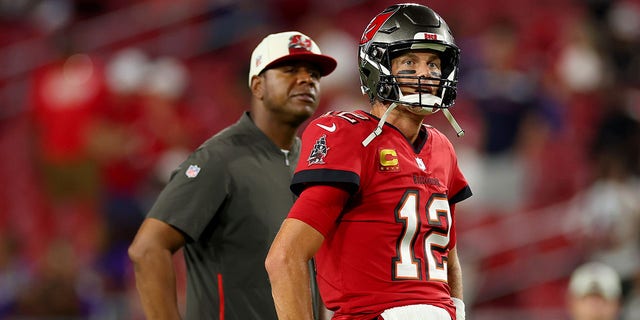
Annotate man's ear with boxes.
[250,74,264,99]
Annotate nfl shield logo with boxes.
[415,157,426,171]
[185,165,201,178]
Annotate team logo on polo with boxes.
[307,134,329,166]
[379,148,400,172]
[185,165,201,178]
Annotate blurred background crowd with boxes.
[0,0,639,319]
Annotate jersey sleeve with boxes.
[291,113,367,196]
[287,185,351,237]
[147,146,229,242]
[447,144,472,205]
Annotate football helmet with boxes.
[358,3,460,115]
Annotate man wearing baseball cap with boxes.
[129,31,336,320]
[567,261,622,320]
[249,31,337,87]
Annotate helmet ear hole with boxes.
[377,82,398,100]
[361,68,371,78]
[370,47,385,62]
[444,89,457,105]
[378,83,391,98]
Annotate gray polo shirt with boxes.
[148,112,299,320]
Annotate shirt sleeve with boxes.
[147,147,229,242]
[447,145,472,205]
[291,115,366,196]
[288,184,351,237]
[443,137,472,249]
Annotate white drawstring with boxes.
[281,149,290,166]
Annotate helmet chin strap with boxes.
[443,108,465,137]
[362,102,399,147]
[361,93,464,147]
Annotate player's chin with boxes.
[287,104,317,122]
[291,93,317,104]
[293,100,318,113]
[405,105,440,116]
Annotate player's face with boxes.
[260,61,322,125]
[391,51,441,96]
[569,294,619,320]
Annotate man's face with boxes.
[569,294,620,320]
[259,61,322,125]
[391,50,442,96]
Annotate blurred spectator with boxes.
[566,261,622,320]
[104,48,150,98]
[462,18,560,211]
[296,15,365,116]
[526,9,611,208]
[88,49,194,302]
[598,0,640,87]
[14,239,99,317]
[28,32,107,262]
[29,0,74,33]
[589,88,640,179]
[622,269,640,320]
[556,17,608,95]
[0,233,29,317]
[565,89,640,308]
[29,36,105,203]
[139,55,193,188]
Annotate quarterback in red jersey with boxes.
[266,4,471,320]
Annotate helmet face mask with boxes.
[359,4,460,114]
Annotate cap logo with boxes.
[255,55,262,67]
[289,34,312,53]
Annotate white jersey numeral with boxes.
[394,193,422,279]
[393,191,451,282]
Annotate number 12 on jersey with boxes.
[392,191,451,282]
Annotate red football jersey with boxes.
[290,110,472,319]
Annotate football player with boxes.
[266,3,471,320]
